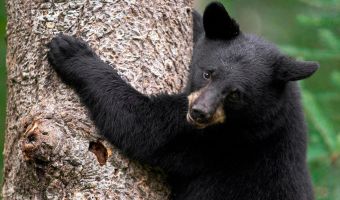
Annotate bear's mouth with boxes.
[186,113,208,129]
[186,106,226,129]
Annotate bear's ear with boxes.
[203,2,240,40]
[193,10,204,43]
[274,56,319,82]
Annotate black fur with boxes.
[203,2,240,40]
[48,2,318,200]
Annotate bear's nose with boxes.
[190,106,211,123]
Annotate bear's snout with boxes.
[187,89,226,129]
[190,105,212,123]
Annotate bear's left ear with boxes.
[275,56,319,82]
[203,2,240,40]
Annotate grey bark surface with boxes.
[3,0,193,199]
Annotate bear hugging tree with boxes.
[48,2,319,200]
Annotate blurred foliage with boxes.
[295,0,340,198]
[0,0,6,185]
[0,0,339,199]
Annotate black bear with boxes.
[48,2,318,200]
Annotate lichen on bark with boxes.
[3,0,193,199]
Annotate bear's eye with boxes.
[203,71,212,80]
[227,90,241,102]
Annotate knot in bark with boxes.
[21,119,63,163]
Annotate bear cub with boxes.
[48,2,318,200]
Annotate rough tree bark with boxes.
[3,0,193,199]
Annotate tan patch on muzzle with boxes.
[187,90,226,129]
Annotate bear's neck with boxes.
[259,82,306,138]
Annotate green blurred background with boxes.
[0,0,6,190]
[0,0,339,199]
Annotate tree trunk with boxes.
[3,0,192,199]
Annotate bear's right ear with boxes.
[274,56,319,82]
[203,2,240,40]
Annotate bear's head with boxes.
[186,2,319,129]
